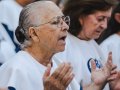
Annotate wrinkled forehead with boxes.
[40,3,63,22]
[28,1,64,25]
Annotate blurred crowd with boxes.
[0,0,120,90]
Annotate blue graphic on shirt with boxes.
[1,23,20,52]
[87,58,103,73]
[8,86,16,90]
[80,85,83,90]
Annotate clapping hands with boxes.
[43,63,74,90]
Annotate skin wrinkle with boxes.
[36,24,63,54]
[23,1,69,66]
[41,8,62,24]
[78,8,112,40]
[28,2,62,26]
[1,1,73,90]
[27,2,66,54]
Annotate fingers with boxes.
[51,62,74,88]
[111,65,117,71]
[105,52,113,71]
[105,52,117,77]
[43,63,52,82]
[107,52,112,66]
[107,75,117,82]
[57,63,72,81]
[91,59,96,72]
[51,63,65,78]
[51,62,72,79]
[102,52,114,78]
[57,63,74,87]
[107,70,118,81]
[43,62,74,90]
[64,74,74,87]
[107,52,112,62]
[111,70,117,75]
[62,67,74,87]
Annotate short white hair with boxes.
[15,1,58,49]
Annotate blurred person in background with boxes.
[0,32,5,66]
[0,0,36,64]
[97,3,120,90]
[98,2,120,70]
[53,0,118,90]
[0,24,16,64]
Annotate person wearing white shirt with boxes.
[0,0,35,53]
[99,3,120,70]
[0,1,77,90]
[0,1,115,90]
[0,0,36,63]
[98,3,120,90]
[53,0,118,90]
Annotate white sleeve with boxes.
[0,64,28,90]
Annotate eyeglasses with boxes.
[38,16,70,28]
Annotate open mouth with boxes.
[58,35,67,45]
[59,36,66,41]
[96,28,105,32]
[96,30,101,33]
[96,29,103,34]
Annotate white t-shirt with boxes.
[0,0,22,31]
[100,34,120,70]
[0,40,16,63]
[0,51,80,90]
[0,47,6,64]
[0,0,22,50]
[0,24,16,63]
[53,33,109,90]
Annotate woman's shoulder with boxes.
[101,34,120,46]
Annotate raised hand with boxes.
[109,70,120,90]
[43,63,74,90]
[91,52,116,89]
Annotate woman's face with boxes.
[78,8,112,40]
[31,6,69,54]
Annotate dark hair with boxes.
[15,26,29,44]
[63,0,116,36]
[15,1,41,45]
[97,2,120,44]
[15,5,32,44]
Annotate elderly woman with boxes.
[53,0,118,90]
[0,1,116,90]
[0,1,76,90]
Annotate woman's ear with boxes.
[115,13,120,23]
[28,27,39,42]
[79,17,84,26]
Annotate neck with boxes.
[77,31,91,41]
[25,45,53,67]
